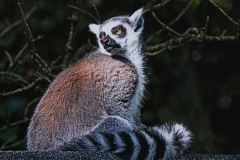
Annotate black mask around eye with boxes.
[101,35,121,52]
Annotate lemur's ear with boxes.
[89,24,100,36]
[129,8,144,32]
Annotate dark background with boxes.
[0,0,240,154]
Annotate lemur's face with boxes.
[89,8,144,56]
[98,19,130,54]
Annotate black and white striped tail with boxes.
[58,123,192,160]
[150,123,192,159]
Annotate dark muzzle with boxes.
[101,35,121,52]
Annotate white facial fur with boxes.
[89,8,144,57]
[89,8,146,123]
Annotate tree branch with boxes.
[208,0,239,26]
[146,27,239,55]
[18,2,53,80]
[0,118,29,133]
[67,5,100,24]
[0,139,26,150]
[93,4,101,23]
[143,0,171,15]
[24,98,41,118]
[4,51,13,70]
[63,6,81,69]
[151,11,181,36]
[0,77,42,96]
[0,72,28,84]
[0,6,37,38]
[1,135,16,150]
[146,0,193,43]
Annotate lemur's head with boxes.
[89,8,144,58]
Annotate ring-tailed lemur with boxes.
[27,8,192,159]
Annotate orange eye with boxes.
[115,29,122,35]
[99,35,104,41]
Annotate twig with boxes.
[93,4,101,23]
[145,0,159,8]
[7,35,44,71]
[0,77,42,96]
[4,51,13,69]
[3,18,11,26]
[0,6,37,38]
[34,34,45,41]
[51,56,62,66]
[18,2,53,80]
[67,5,100,24]
[143,0,171,15]
[168,0,193,26]
[14,35,43,69]
[146,0,193,43]
[14,43,29,65]
[203,16,210,41]
[208,0,239,26]
[24,97,40,117]
[146,27,239,55]
[63,1,82,69]
[1,135,16,149]
[147,47,167,56]
[146,28,165,44]
[151,12,181,36]
[0,139,26,150]
[220,30,227,36]
[36,72,51,83]
[0,118,29,133]
[10,119,29,126]
[0,72,28,84]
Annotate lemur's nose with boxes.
[101,35,121,52]
[101,35,111,46]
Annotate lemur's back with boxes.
[27,51,138,150]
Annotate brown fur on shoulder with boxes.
[27,51,138,150]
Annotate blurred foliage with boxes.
[0,0,240,155]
